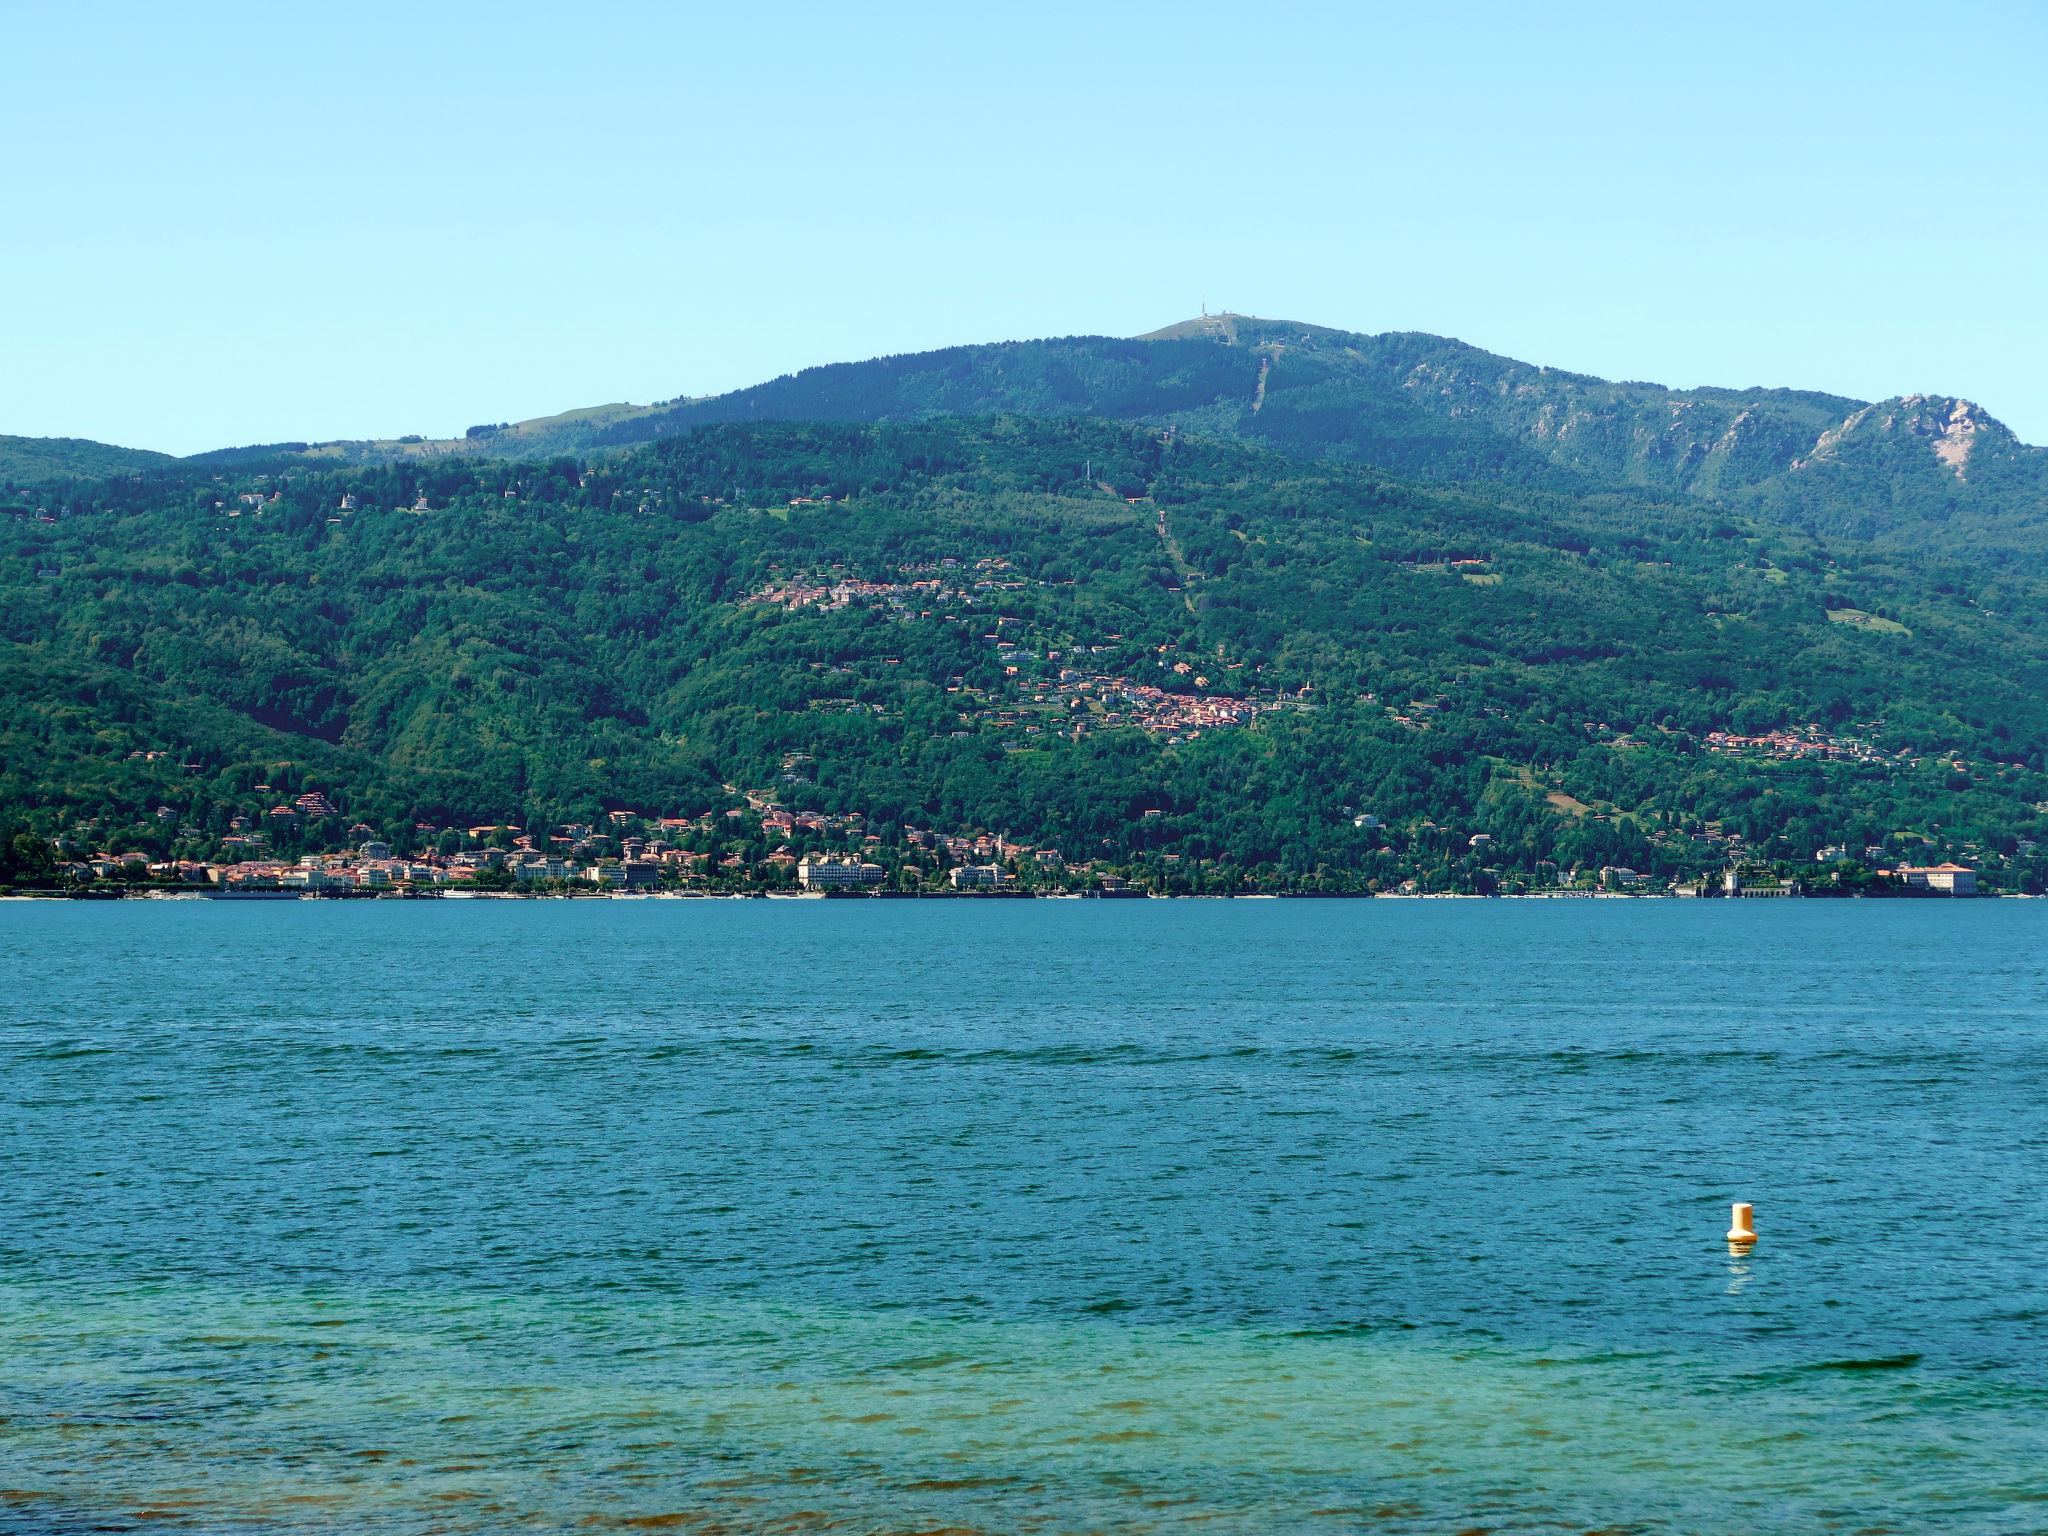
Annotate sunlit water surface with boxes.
[2,899,2044,1533]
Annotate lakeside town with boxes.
[8,776,1994,899]
[5,553,2029,901]
[12,525,2037,902]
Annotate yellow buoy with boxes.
[1726,1201,1757,1244]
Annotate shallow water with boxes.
[2,900,2044,1531]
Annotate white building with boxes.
[798,855,885,890]
[1723,867,1797,898]
[1891,863,1977,896]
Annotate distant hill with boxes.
[0,435,172,482]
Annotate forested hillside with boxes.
[7,417,2048,891]
[0,435,173,482]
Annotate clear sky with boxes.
[7,1,2045,455]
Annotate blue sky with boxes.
[6,1,2045,454]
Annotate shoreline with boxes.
[0,888,2017,903]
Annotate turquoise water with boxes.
[2,900,2045,1532]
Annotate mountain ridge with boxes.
[13,314,2041,463]
[8,315,2044,563]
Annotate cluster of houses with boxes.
[1665,861,1979,898]
[952,650,1300,745]
[52,715,1993,899]
[744,557,1029,615]
[55,827,1988,899]
[792,823,1068,892]
[1078,676,1295,739]
[743,559,1301,746]
[71,844,669,893]
[1701,724,1966,772]
[64,789,1102,895]
[69,805,726,893]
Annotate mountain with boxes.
[589,315,2048,562]
[7,415,2048,892]
[14,315,2043,564]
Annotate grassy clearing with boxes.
[1827,608,1910,635]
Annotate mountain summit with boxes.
[1130,314,2039,517]
[558,313,2046,558]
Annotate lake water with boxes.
[2,899,2044,1533]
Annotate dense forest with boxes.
[7,412,2048,891]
